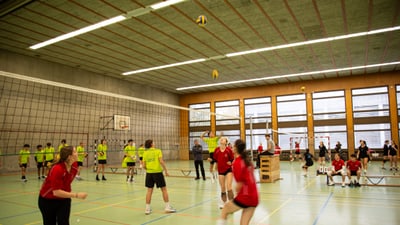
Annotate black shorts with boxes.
[139,157,143,161]
[37,163,44,169]
[319,153,326,158]
[233,198,256,208]
[209,153,216,164]
[127,162,135,167]
[219,167,232,176]
[20,163,27,168]
[389,150,397,156]
[98,160,107,164]
[77,161,83,167]
[383,150,389,156]
[145,172,166,188]
[305,161,313,167]
[350,170,358,176]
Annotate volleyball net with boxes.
[0,71,238,172]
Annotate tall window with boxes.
[397,85,400,142]
[352,86,390,148]
[277,94,307,150]
[244,97,271,150]
[312,90,347,150]
[215,100,240,145]
[189,103,210,150]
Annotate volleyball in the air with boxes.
[196,15,207,26]
[301,86,305,92]
[212,69,218,79]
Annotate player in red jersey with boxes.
[213,137,235,209]
[327,153,346,187]
[217,139,259,225]
[346,154,362,187]
[38,146,88,224]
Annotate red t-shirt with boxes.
[295,143,300,153]
[257,145,263,153]
[347,160,361,172]
[332,159,345,171]
[274,145,281,154]
[40,162,78,199]
[232,156,259,207]
[213,146,234,174]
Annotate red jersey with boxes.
[257,145,263,153]
[232,156,259,207]
[295,143,300,151]
[347,160,361,172]
[274,145,281,154]
[213,146,234,174]
[40,162,78,199]
[332,159,345,171]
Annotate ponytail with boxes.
[234,139,251,167]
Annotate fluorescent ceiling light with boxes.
[124,26,400,75]
[150,0,185,10]
[29,1,186,50]
[122,58,206,75]
[29,15,126,50]
[176,61,400,91]
[225,26,400,58]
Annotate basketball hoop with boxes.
[120,125,129,130]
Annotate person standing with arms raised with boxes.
[201,130,222,183]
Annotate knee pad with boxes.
[227,190,234,200]
[221,192,227,201]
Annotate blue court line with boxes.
[312,192,333,225]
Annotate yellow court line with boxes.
[256,177,316,224]
[297,178,317,194]
[255,197,293,225]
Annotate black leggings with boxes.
[38,196,71,225]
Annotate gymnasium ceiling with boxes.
[1,0,400,94]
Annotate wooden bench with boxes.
[316,170,345,185]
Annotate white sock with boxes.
[146,204,151,209]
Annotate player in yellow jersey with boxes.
[201,130,222,183]
[138,144,145,169]
[96,139,107,181]
[124,139,137,182]
[44,142,55,176]
[143,139,176,215]
[76,142,87,180]
[19,144,31,182]
[34,144,45,179]
[56,139,68,161]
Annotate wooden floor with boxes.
[0,160,399,225]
